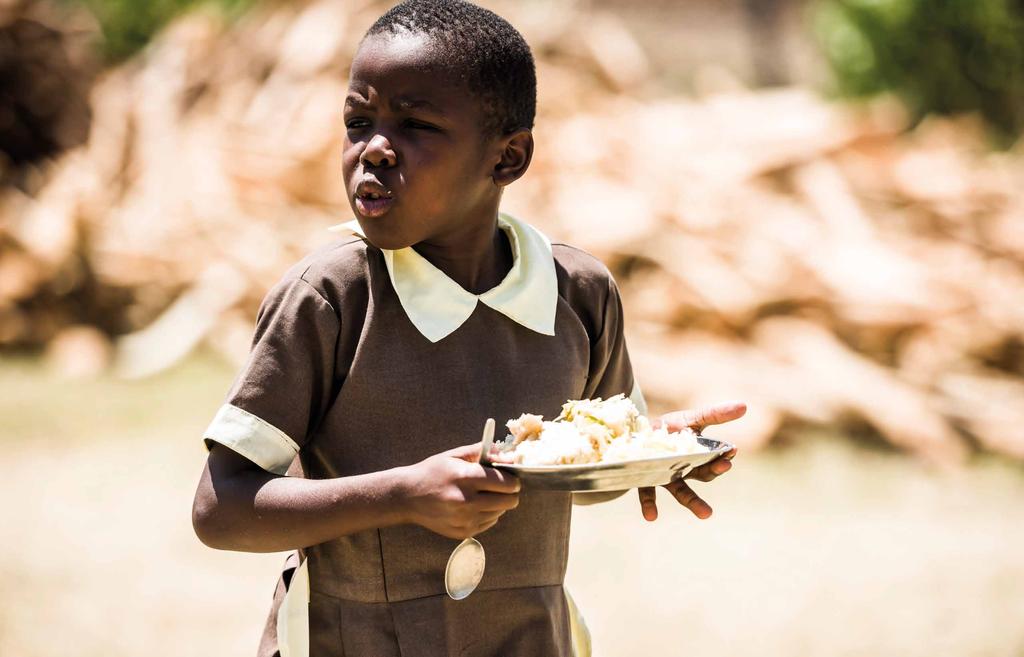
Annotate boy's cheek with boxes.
[340,156,358,178]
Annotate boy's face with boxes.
[342,32,504,250]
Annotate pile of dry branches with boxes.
[1,0,1021,462]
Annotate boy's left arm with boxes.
[571,401,743,514]
[571,270,743,515]
[636,401,744,521]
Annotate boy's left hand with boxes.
[637,401,745,522]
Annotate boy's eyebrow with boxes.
[394,97,446,115]
[345,94,370,109]
[344,93,446,116]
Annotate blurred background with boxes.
[1,0,1022,655]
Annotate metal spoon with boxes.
[444,417,495,600]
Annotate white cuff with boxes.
[203,403,299,475]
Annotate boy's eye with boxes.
[405,119,438,131]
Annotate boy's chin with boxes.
[352,222,414,251]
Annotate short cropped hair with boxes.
[365,0,536,135]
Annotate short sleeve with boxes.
[582,274,648,415]
[203,276,339,474]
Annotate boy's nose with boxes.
[360,134,396,168]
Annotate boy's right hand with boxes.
[400,443,521,540]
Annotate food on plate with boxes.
[499,394,708,466]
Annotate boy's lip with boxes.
[355,179,393,200]
[353,178,395,218]
[355,195,394,217]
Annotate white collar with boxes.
[329,213,557,342]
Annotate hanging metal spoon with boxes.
[444,417,495,600]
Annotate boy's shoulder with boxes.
[276,235,371,308]
[548,241,622,340]
[550,241,617,295]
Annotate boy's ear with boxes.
[492,129,534,187]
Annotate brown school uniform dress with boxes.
[203,214,646,657]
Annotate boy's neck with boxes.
[411,216,513,295]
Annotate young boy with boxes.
[192,2,742,655]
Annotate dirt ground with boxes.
[1,354,1022,657]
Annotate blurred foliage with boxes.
[814,0,1024,144]
[62,0,256,62]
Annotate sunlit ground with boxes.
[1,354,1022,657]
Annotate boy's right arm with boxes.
[192,442,520,553]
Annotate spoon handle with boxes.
[478,417,495,466]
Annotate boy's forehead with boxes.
[350,32,449,86]
[347,32,473,113]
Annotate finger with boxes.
[460,510,506,537]
[473,509,507,525]
[471,491,520,512]
[468,466,524,491]
[452,508,506,534]
[637,486,658,522]
[474,515,502,535]
[660,401,747,432]
[662,401,747,432]
[666,480,712,519]
[446,442,483,461]
[685,456,733,482]
[486,449,517,464]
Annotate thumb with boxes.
[445,442,483,462]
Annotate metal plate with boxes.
[492,437,733,492]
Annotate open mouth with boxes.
[354,182,394,218]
